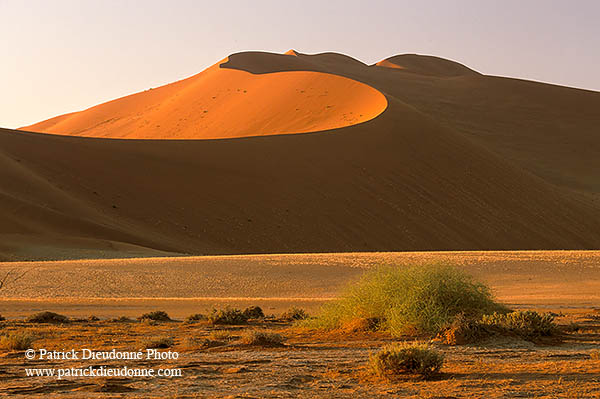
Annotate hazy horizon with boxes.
[2,0,599,129]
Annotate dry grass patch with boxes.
[209,330,235,341]
[0,331,35,350]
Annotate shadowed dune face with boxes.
[21,60,387,140]
[374,54,480,77]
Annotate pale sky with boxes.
[1,0,599,129]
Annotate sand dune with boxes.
[375,54,479,76]
[22,61,387,139]
[2,50,599,259]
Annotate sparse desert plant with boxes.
[436,312,493,345]
[481,311,557,339]
[0,331,35,350]
[110,316,133,323]
[186,313,207,322]
[281,307,309,321]
[242,306,264,319]
[141,336,174,349]
[302,263,506,336]
[209,330,234,341]
[207,308,248,325]
[368,342,444,379]
[26,311,70,324]
[239,330,284,346]
[87,315,100,322]
[138,311,171,322]
[590,350,600,360]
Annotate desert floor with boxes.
[1,250,599,398]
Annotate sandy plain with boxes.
[1,251,599,398]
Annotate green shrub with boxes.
[242,306,264,319]
[138,311,171,322]
[281,307,309,321]
[369,342,444,379]
[239,330,284,346]
[26,311,70,324]
[186,313,207,322]
[303,264,506,336]
[482,311,557,339]
[0,331,35,350]
[141,336,174,349]
[208,308,248,325]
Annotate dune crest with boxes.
[375,54,479,76]
[21,59,387,140]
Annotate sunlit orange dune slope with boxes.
[3,50,600,260]
[21,60,387,139]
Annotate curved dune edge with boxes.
[21,60,388,140]
[375,59,405,70]
[374,54,480,77]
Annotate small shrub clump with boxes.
[481,311,557,339]
[138,311,171,322]
[281,307,309,321]
[186,313,207,322]
[242,306,264,319]
[110,316,133,323]
[369,342,444,379]
[437,310,559,344]
[436,312,493,345]
[208,308,248,325]
[0,331,35,350]
[26,311,70,324]
[302,263,506,336]
[239,330,284,346]
[142,336,174,349]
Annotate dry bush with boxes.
[281,307,309,321]
[368,342,444,380]
[138,311,171,322]
[239,330,284,346]
[481,310,557,339]
[26,311,70,324]
[110,316,133,323]
[208,308,248,325]
[185,313,207,322]
[242,306,264,319]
